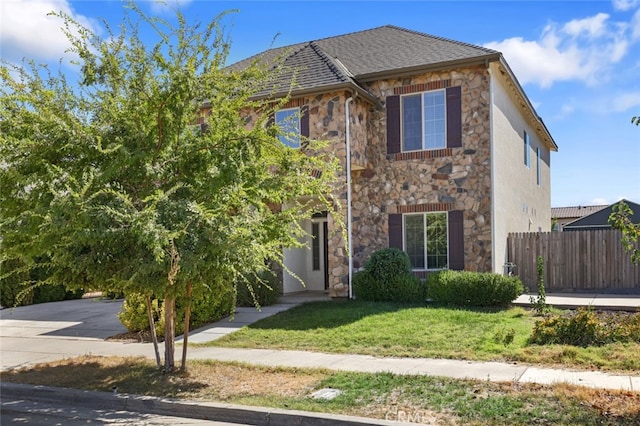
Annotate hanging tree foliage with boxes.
[0,3,342,372]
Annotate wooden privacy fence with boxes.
[507,230,640,292]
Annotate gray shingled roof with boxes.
[229,25,499,95]
[551,205,608,220]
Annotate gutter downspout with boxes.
[345,96,354,299]
[487,64,498,274]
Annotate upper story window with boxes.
[402,90,446,151]
[524,131,530,168]
[536,147,541,186]
[386,85,461,155]
[275,107,300,148]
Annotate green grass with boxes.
[208,300,640,372]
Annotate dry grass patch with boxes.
[0,355,325,401]
[2,355,639,425]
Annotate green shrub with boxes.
[530,256,549,315]
[236,271,279,307]
[0,260,83,307]
[363,248,412,282]
[118,288,234,337]
[529,308,640,347]
[427,270,523,307]
[354,248,426,303]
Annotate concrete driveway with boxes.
[0,297,155,371]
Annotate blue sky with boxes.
[2,0,639,207]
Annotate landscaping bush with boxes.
[427,270,523,307]
[364,248,412,282]
[353,248,426,303]
[1,259,83,307]
[529,308,640,347]
[118,288,234,337]
[236,271,279,307]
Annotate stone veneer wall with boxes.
[351,65,494,273]
[243,91,367,297]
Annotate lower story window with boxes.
[404,212,448,270]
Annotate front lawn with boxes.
[209,301,640,372]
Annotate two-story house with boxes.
[230,25,558,298]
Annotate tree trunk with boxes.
[145,295,162,368]
[181,282,192,370]
[163,296,176,372]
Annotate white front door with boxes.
[282,215,328,293]
[306,217,328,291]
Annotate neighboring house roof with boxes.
[563,199,640,231]
[228,25,557,151]
[551,205,608,220]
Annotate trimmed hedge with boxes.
[236,271,279,307]
[118,288,234,337]
[354,248,427,303]
[1,259,83,307]
[427,270,523,307]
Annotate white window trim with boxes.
[402,212,449,271]
[275,107,301,148]
[400,89,447,153]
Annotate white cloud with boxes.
[611,91,640,112]
[0,0,97,65]
[563,13,609,38]
[612,0,640,11]
[633,9,640,40]
[485,12,635,88]
[149,0,192,14]
[590,197,610,205]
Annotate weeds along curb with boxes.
[1,382,405,426]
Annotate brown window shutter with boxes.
[386,95,401,154]
[446,86,462,148]
[447,210,464,270]
[388,214,403,249]
[266,112,274,129]
[300,105,309,138]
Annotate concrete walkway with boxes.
[1,292,639,393]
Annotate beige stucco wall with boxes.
[489,63,552,273]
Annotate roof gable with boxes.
[551,205,608,220]
[563,200,640,230]
[228,25,499,92]
[312,25,499,79]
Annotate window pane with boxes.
[426,213,448,269]
[275,108,300,148]
[404,215,425,269]
[524,131,530,167]
[312,223,320,271]
[423,91,446,150]
[536,147,541,186]
[402,95,422,151]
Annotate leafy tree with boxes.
[608,201,640,265]
[0,4,342,371]
[632,116,639,126]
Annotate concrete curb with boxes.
[1,382,409,426]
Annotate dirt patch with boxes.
[106,330,161,343]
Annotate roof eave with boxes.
[497,56,559,152]
[251,80,378,105]
[355,53,502,82]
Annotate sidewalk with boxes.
[2,292,639,393]
[513,292,640,311]
[174,291,640,392]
